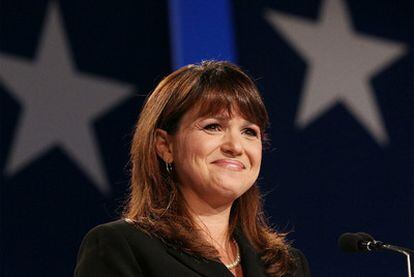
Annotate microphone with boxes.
[338,232,414,254]
[338,232,413,277]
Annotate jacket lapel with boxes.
[235,232,267,277]
[164,231,267,277]
[165,247,233,277]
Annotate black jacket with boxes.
[74,219,311,277]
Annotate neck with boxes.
[193,206,232,248]
[182,189,241,272]
[182,189,233,248]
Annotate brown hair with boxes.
[124,61,296,276]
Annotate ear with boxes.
[154,129,174,163]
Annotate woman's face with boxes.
[169,106,262,208]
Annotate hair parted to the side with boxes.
[124,61,296,276]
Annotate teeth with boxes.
[214,161,244,170]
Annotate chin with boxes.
[213,183,250,201]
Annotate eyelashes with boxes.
[243,128,258,137]
[203,123,221,132]
[203,123,260,138]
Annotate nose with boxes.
[220,130,243,156]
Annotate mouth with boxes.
[211,159,246,171]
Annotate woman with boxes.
[74,61,311,277]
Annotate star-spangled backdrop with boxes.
[1,0,412,276]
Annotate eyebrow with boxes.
[208,115,231,120]
[201,115,259,126]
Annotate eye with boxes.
[204,123,222,132]
[243,127,259,137]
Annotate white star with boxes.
[0,3,133,193]
[264,0,407,145]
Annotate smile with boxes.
[211,159,246,171]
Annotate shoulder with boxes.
[79,219,166,255]
[82,219,126,238]
[82,219,144,240]
[74,219,163,277]
[288,248,311,277]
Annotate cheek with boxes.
[173,133,213,169]
[173,139,214,189]
[256,151,262,168]
[249,143,262,168]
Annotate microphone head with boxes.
[338,233,360,252]
[338,232,374,253]
[356,232,374,241]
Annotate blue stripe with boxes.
[168,0,236,69]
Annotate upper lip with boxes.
[211,159,246,169]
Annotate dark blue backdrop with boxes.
[1,0,412,276]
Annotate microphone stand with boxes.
[382,244,412,277]
[363,240,414,277]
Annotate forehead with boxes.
[180,104,255,126]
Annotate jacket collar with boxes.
[165,246,232,277]
[165,231,266,277]
[235,230,267,277]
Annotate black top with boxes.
[74,219,311,277]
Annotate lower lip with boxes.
[212,161,244,171]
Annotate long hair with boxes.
[124,61,296,276]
